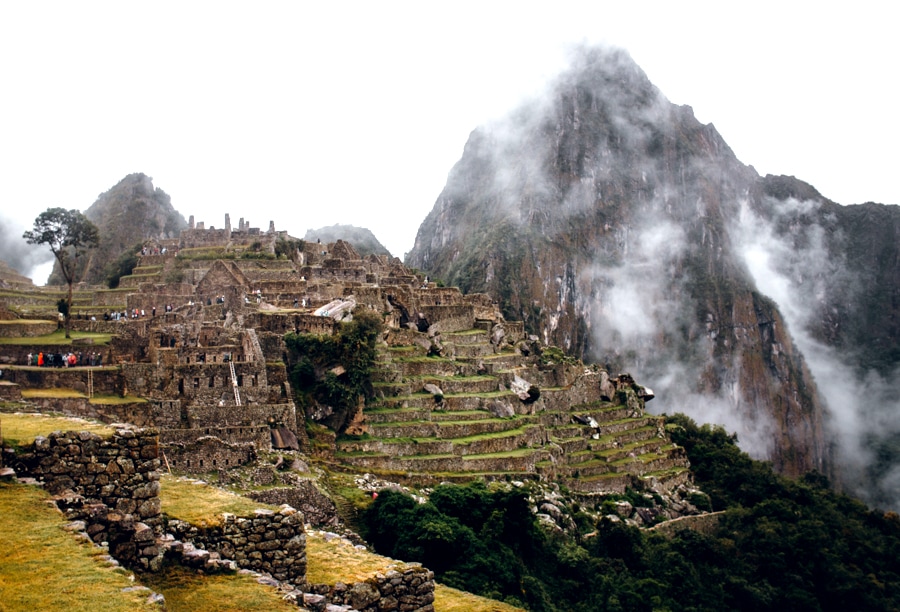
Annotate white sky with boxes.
[2,1,897,279]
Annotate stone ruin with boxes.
[0,213,508,479]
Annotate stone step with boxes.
[640,466,693,492]
[609,446,683,475]
[564,459,613,478]
[595,437,667,463]
[441,330,490,345]
[368,416,531,440]
[418,376,499,395]
[371,366,402,384]
[385,345,428,358]
[371,381,412,397]
[394,357,459,378]
[458,352,525,370]
[364,407,431,424]
[449,343,495,359]
[441,391,519,412]
[430,410,494,422]
[565,472,633,494]
[459,448,549,473]
[597,416,660,436]
[575,404,634,423]
[452,424,544,456]
[337,438,454,457]
[368,393,435,410]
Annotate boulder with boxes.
[510,375,540,403]
[488,400,515,418]
[423,383,443,398]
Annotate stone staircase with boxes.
[334,329,691,493]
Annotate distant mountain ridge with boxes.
[304,224,392,258]
[406,45,900,508]
[49,173,186,286]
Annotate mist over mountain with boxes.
[0,214,54,282]
[303,224,392,257]
[48,173,186,286]
[406,45,900,508]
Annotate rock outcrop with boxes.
[49,173,186,286]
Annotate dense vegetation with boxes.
[284,309,382,433]
[105,242,141,288]
[363,414,900,611]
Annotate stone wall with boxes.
[14,425,310,586]
[167,507,307,584]
[418,305,474,334]
[19,427,163,528]
[0,320,56,337]
[306,565,436,612]
[649,511,725,537]
[161,434,259,473]
[247,480,339,528]
[15,397,169,428]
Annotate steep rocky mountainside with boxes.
[304,224,392,257]
[49,173,186,286]
[406,45,900,503]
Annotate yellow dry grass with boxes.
[139,565,296,612]
[159,475,280,527]
[89,394,147,405]
[305,531,523,611]
[0,482,160,612]
[0,412,114,448]
[435,584,525,612]
[305,530,397,584]
[20,388,87,399]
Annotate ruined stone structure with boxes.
[0,214,508,476]
[1,212,690,500]
[14,426,310,587]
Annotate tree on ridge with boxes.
[23,208,100,338]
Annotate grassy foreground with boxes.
[0,414,521,611]
[0,412,114,450]
[161,477,522,611]
[0,483,160,612]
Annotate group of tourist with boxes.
[140,245,174,256]
[104,309,146,321]
[25,351,103,368]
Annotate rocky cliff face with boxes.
[49,173,186,286]
[407,46,899,500]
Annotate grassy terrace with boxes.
[472,351,518,360]
[415,374,496,383]
[140,566,297,612]
[595,437,661,458]
[461,448,543,460]
[442,389,515,399]
[386,345,419,353]
[392,355,454,363]
[369,416,527,429]
[610,444,679,466]
[443,329,487,336]
[0,319,53,326]
[0,413,114,449]
[0,329,114,345]
[374,424,539,446]
[161,476,280,527]
[161,474,520,611]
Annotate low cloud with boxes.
[734,197,900,509]
[0,214,54,281]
